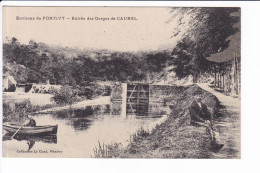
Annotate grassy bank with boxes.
[95,84,221,158]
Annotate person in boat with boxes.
[189,90,224,151]
[25,115,36,127]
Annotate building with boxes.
[3,75,17,92]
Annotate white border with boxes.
[0,1,251,7]
[1,1,260,173]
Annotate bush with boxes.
[76,86,94,99]
[3,99,33,123]
[52,85,77,105]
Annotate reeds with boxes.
[93,126,150,158]
[129,126,150,143]
[92,141,123,158]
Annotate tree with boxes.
[11,37,18,45]
[29,39,38,48]
[52,85,77,105]
[170,7,240,82]
[145,51,170,72]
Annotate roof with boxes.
[4,75,17,85]
[206,32,241,63]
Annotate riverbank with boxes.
[34,96,110,114]
[103,84,233,158]
[2,91,110,123]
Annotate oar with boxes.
[11,120,27,139]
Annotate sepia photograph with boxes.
[2,6,240,159]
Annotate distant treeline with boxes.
[3,8,240,86]
[3,38,170,86]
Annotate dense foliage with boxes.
[3,101,30,123]
[3,8,240,86]
[3,39,170,86]
[51,85,78,105]
[170,8,240,82]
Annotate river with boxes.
[2,101,169,158]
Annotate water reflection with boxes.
[110,102,123,115]
[2,100,170,157]
[126,102,149,116]
[67,118,93,131]
[50,101,170,132]
[3,134,57,151]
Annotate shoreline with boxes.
[34,96,110,114]
[101,84,228,158]
[3,84,240,159]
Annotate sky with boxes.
[3,7,189,52]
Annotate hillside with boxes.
[3,39,172,85]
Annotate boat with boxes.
[3,133,57,144]
[3,123,58,136]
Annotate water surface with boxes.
[2,102,169,157]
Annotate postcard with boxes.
[2,6,240,158]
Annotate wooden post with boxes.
[137,84,140,115]
[222,73,225,92]
[148,84,150,103]
[217,73,219,88]
[214,65,217,87]
[218,73,221,89]
[137,84,140,104]
[234,51,237,94]
[235,50,239,95]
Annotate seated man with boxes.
[25,115,36,127]
[189,90,224,151]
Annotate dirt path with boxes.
[197,83,240,159]
[35,96,110,114]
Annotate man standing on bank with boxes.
[189,90,224,152]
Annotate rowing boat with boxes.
[3,133,57,144]
[3,123,58,136]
